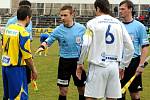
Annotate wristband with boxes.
[144,61,148,66]
[39,45,45,50]
[139,64,145,68]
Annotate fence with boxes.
[0,15,150,37]
[0,15,93,28]
[0,15,93,36]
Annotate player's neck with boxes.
[64,20,74,28]
[96,12,109,17]
[17,20,26,27]
[123,16,133,23]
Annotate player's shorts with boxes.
[84,62,122,99]
[40,33,49,43]
[57,57,86,87]
[121,56,142,93]
[2,65,28,100]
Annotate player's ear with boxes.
[70,9,75,17]
[26,16,31,21]
[25,16,30,24]
[95,7,98,11]
[97,7,101,12]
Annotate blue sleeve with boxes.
[6,16,17,27]
[26,21,32,33]
[81,25,86,35]
[139,25,149,46]
[26,21,33,40]
[45,29,58,46]
[6,19,11,27]
[6,19,13,27]
[80,25,86,43]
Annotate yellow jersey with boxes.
[2,23,32,66]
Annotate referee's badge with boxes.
[76,36,81,44]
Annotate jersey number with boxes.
[4,37,10,54]
[105,25,114,44]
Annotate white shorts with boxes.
[84,62,122,99]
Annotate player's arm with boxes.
[76,28,92,80]
[35,41,48,54]
[6,19,12,27]
[120,25,134,69]
[136,45,149,75]
[139,45,149,66]
[26,21,33,41]
[77,28,92,64]
[6,17,17,27]
[119,26,134,79]
[36,30,57,54]
[25,58,37,80]
[20,32,37,80]
[136,25,149,74]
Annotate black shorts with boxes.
[121,56,143,92]
[57,57,86,87]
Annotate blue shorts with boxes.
[2,66,28,100]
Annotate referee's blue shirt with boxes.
[123,20,149,58]
[45,22,86,58]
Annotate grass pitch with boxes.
[0,37,150,100]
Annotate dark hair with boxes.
[119,0,135,16]
[94,0,110,14]
[60,5,74,14]
[19,0,31,7]
[17,6,32,20]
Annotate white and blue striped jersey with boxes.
[78,15,134,69]
[45,22,86,58]
[6,16,33,40]
[123,20,149,58]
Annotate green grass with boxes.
[0,37,150,100]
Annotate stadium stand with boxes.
[32,15,93,28]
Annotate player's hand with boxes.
[76,64,84,80]
[31,67,38,81]
[35,42,48,55]
[136,66,144,75]
[35,46,45,54]
[119,68,124,80]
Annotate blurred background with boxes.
[0,0,150,29]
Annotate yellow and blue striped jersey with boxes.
[2,23,32,66]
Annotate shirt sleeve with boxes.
[77,28,93,64]
[26,21,33,40]
[120,24,134,69]
[6,17,17,27]
[45,28,58,46]
[139,25,149,46]
[26,21,32,33]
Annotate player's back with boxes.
[2,24,31,66]
[87,15,126,66]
